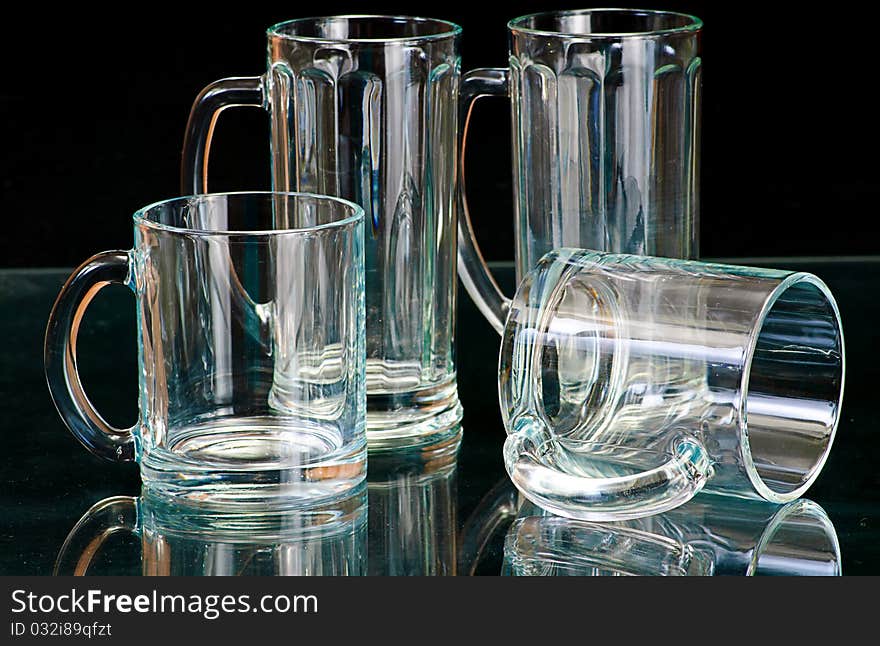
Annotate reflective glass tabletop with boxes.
[1,260,877,575]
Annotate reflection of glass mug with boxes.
[457,478,519,576]
[367,429,460,575]
[44,193,366,503]
[501,249,845,520]
[458,9,702,332]
[182,16,464,448]
[504,494,841,576]
[55,486,367,576]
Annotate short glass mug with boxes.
[458,9,702,332]
[182,16,464,448]
[55,486,367,576]
[44,192,366,504]
[501,249,845,520]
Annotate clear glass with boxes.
[182,16,464,448]
[504,493,841,576]
[458,9,702,333]
[55,485,367,576]
[500,249,845,520]
[44,192,366,504]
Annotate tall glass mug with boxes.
[44,193,366,504]
[501,249,845,520]
[182,16,463,448]
[459,9,702,332]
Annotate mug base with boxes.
[139,415,367,507]
[366,377,463,452]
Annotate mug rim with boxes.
[133,191,365,237]
[267,14,462,44]
[738,271,845,503]
[508,8,703,40]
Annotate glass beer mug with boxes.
[44,192,367,504]
[182,16,464,449]
[500,249,845,520]
[458,9,702,332]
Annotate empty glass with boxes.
[55,486,367,576]
[182,16,464,448]
[44,192,366,504]
[458,9,702,332]
[505,494,841,576]
[501,249,845,520]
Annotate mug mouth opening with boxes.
[740,274,845,502]
[133,191,364,237]
[268,15,462,44]
[508,8,702,40]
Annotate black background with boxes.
[2,1,878,267]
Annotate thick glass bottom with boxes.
[139,416,366,507]
[366,372,463,451]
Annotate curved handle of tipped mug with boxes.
[44,251,137,462]
[181,76,266,195]
[54,496,138,576]
[457,68,511,335]
[502,418,713,521]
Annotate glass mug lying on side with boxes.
[55,485,367,576]
[182,15,464,448]
[500,249,845,520]
[44,192,366,504]
[459,9,702,332]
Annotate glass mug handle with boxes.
[44,251,136,462]
[457,67,510,334]
[180,76,265,195]
[54,496,138,575]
